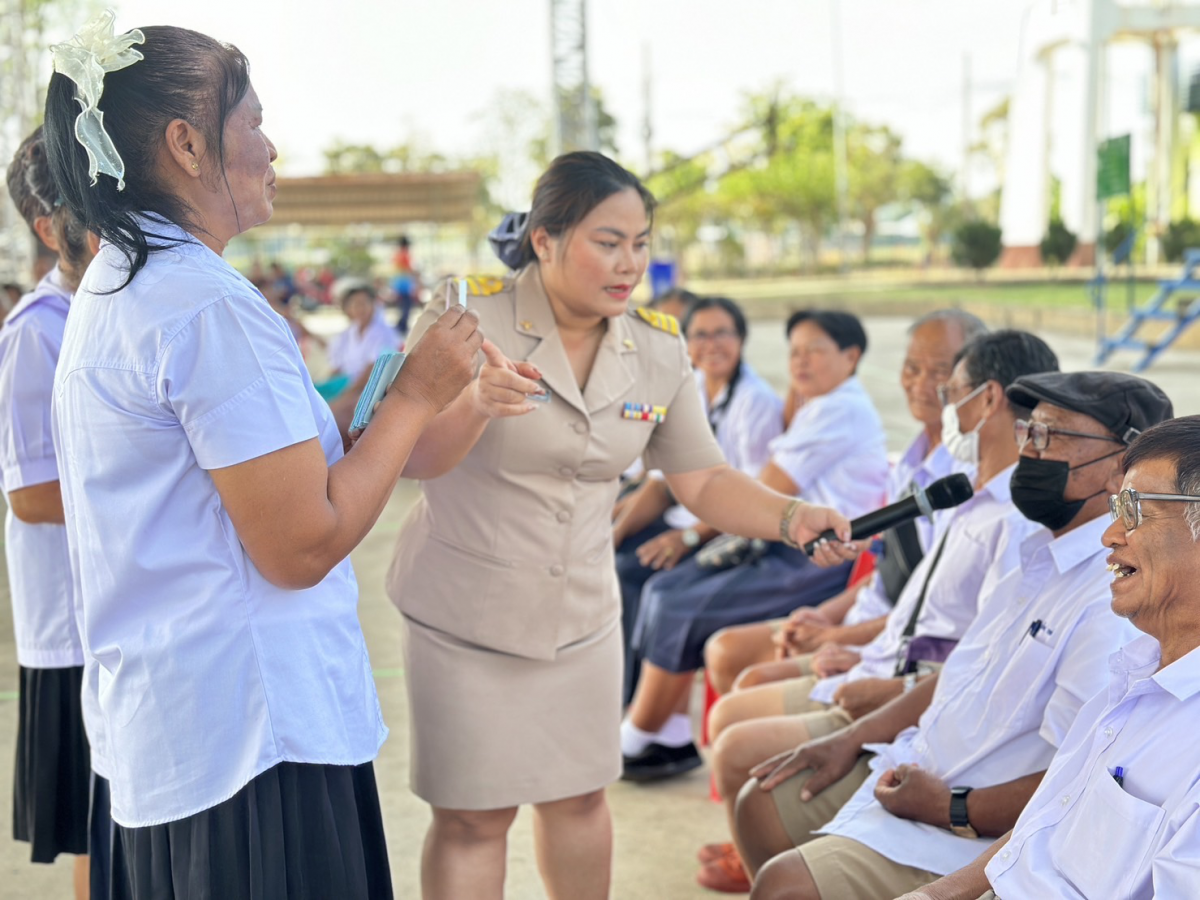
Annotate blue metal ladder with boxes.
[1094,248,1200,372]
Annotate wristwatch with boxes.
[949,786,978,839]
[680,527,702,548]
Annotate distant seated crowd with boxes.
[611,290,1197,899]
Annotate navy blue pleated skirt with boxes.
[13,664,91,863]
[111,761,393,900]
[632,544,852,672]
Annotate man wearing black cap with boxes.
[735,371,1173,900]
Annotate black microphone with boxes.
[802,473,974,555]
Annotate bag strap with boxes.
[900,528,951,641]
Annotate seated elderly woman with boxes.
[621,310,888,781]
[326,279,401,381]
[613,296,783,702]
[894,414,1200,900]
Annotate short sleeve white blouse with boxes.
[53,221,386,828]
[0,267,82,669]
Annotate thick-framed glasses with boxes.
[1109,488,1200,531]
[687,328,739,344]
[1014,419,1125,452]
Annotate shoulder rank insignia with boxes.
[634,306,680,336]
[461,275,507,296]
[622,402,667,423]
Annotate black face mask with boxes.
[1010,451,1123,532]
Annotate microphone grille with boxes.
[925,473,975,510]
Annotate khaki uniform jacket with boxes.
[386,266,725,661]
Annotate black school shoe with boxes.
[621,741,703,782]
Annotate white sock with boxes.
[620,719,658,756]
[658,713,693,748]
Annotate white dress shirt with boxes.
[987,635,1200,899]
[327,307,401,379]
[664,363,782,529]
[844,434,960,626]
[810,463,1034,703]
[767,375,888,520]
[818,515,1139,874]
[0,267,82,669]
[54,219,386,827]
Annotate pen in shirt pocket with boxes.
[1027,619,1055,641]
[1112,766,1125,788]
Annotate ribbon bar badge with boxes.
[622,402,667,423]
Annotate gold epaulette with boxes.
[633,306,680,336]
[457,275,507,297]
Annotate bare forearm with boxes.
[670,466,793,542]
[400,389,489,480]
[8,481,65,525]
[966,773,1044,838]
[911,836,1006,900]
[237,389,439,589]
[613,479,672,543]
[816,583,862,624]
[845,672,939,747]
[822,616,886,648]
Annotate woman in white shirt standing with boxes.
[1,125,98,899]
[43,14,482,899]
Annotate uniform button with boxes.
[556,511,571,523]
[559,466,574,477]
[572,422,587,434]
[1104,726,1114,738]
[1001,850,1011,860]
[550,565,565,576]
[1061,795,1070,806]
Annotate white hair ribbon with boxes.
[50,9,146,191]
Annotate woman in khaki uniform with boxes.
[387,152,855,899]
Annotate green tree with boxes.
[1039,218,1077,266]
[847,122,904,261]
[952,220,1002,276]
[898,160,955,256]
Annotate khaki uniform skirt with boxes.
[402,614,622,810]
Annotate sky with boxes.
[40,1,1200,208]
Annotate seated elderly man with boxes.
[736,371,1173,900]
[895,414,1200,900]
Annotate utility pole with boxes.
[961,53,972,203]
[550,0,596,155]
[641,43,652,174]
[830,0,851,271]
[0,0,40,282]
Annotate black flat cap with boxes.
[1006,371,1174,444]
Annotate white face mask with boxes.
[940,382,988,466]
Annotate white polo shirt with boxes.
[845,434,961,626]
[327,307,401,379]
[810,463,1034,703]
[664,362,782,530]
[818,515,1138,874]
[987,635,1200,899]
[53,219,386,827]
[767,375,888,520]
[0,267,82,669]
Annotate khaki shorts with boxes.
[762,637,816,677]
[798,834,939,899]
[768,749,873,847]
[781,673,842,717]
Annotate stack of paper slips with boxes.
[350,350,407,431]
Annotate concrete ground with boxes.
[0,314,1196,899]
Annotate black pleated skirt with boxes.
[13,664,91,863]
[111,761,394,900]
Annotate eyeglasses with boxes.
[937,382,981,408]
[1109,488,1200,531]
[1014,419,1126,452]
[687,329,739,344]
